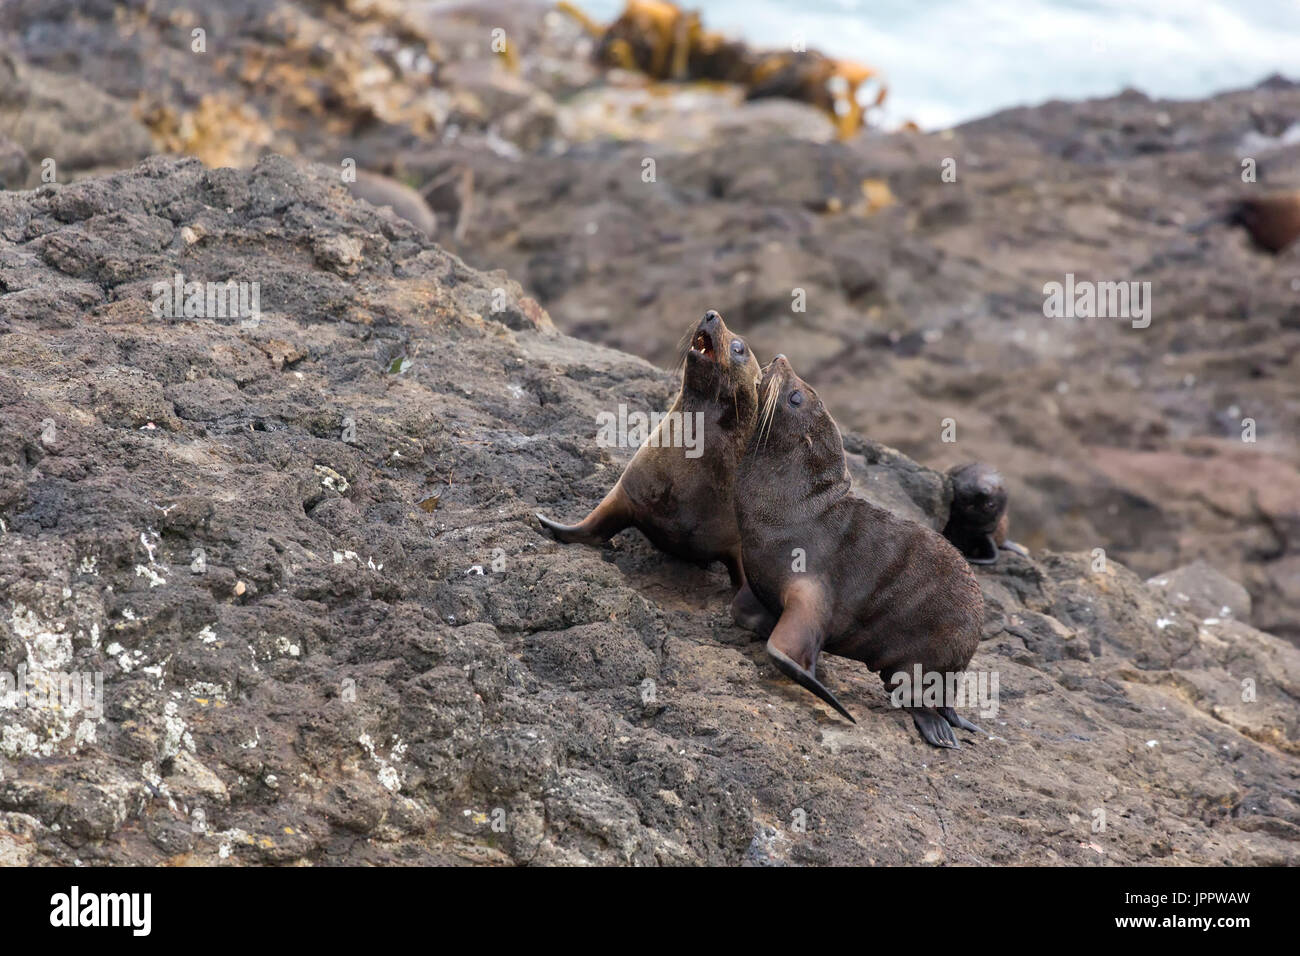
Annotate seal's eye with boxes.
[731,340,745,356]
[788,389,804,407]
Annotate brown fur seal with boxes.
[348,170,437,237]
[1230,192,1300,253]
[1189,191,1300,254]
[733,355,985,747]
[536,310,762,586]
[942,462,1029,565]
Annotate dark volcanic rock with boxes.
[7,2,1292,644]
[0,158,1297,865]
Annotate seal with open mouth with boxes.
[734,355,987,747]
[536,309,762,587]
[942,462,1029,565]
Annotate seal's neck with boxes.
[741,422,851,517]
[676,381,755,434]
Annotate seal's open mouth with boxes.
[690,329,716,360]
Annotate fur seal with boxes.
[1189,191,1300,254]
[942,462,1029,565]
[536,309,762,586]
[1230,192,1300,253]
[348,170,438,237]
[733,355,986,747]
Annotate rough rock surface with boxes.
[8,1,1290,642]
[1,158,1298,865]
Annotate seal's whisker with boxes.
[670,327,693,375]
[757,377,779,450]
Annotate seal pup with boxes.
[1229,191,1300,253]
[735,356,986,747]
[942,462,1029,565]
[348,170,438,237]
[536,309,762,586]
[1188,191,1300,254]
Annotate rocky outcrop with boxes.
[1,158,1297,864]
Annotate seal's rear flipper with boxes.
[535,512,602,545]
[767,644,856,723]
[938,706,985,736]
[731,583,777,638]
[999,539,1029,558]
[535,488,632,546]
[910,707,959,748]
[966,534,998,565]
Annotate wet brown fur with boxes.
[734,357,985,745]
[536,310,762,586]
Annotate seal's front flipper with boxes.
[767,644,856,723]
[999,539,1029,558]
[765,580,854,723]
[938,706,985,736]
[910,707,959,748]
[535,487,632,546]
[730,583,776,638]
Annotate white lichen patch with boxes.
[139,530,160,565]
[141,760,178,812]
[198,625,218,645]
[359,732,403,792]
[11,603,73,672]
[161,701,196,761]
[272,636,301,658]
[134,565,167,588]
[0,670,103,760]
[188,681,228,705]
[314,464,350,494]
[210,827,255,860]
[0,725,41,758]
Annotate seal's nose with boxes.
[703,310,721,325]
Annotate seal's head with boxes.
[749,355,849,493]
[683,309,762,424]
[947,462,1007,535]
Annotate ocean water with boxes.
[579,0,1300,129]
